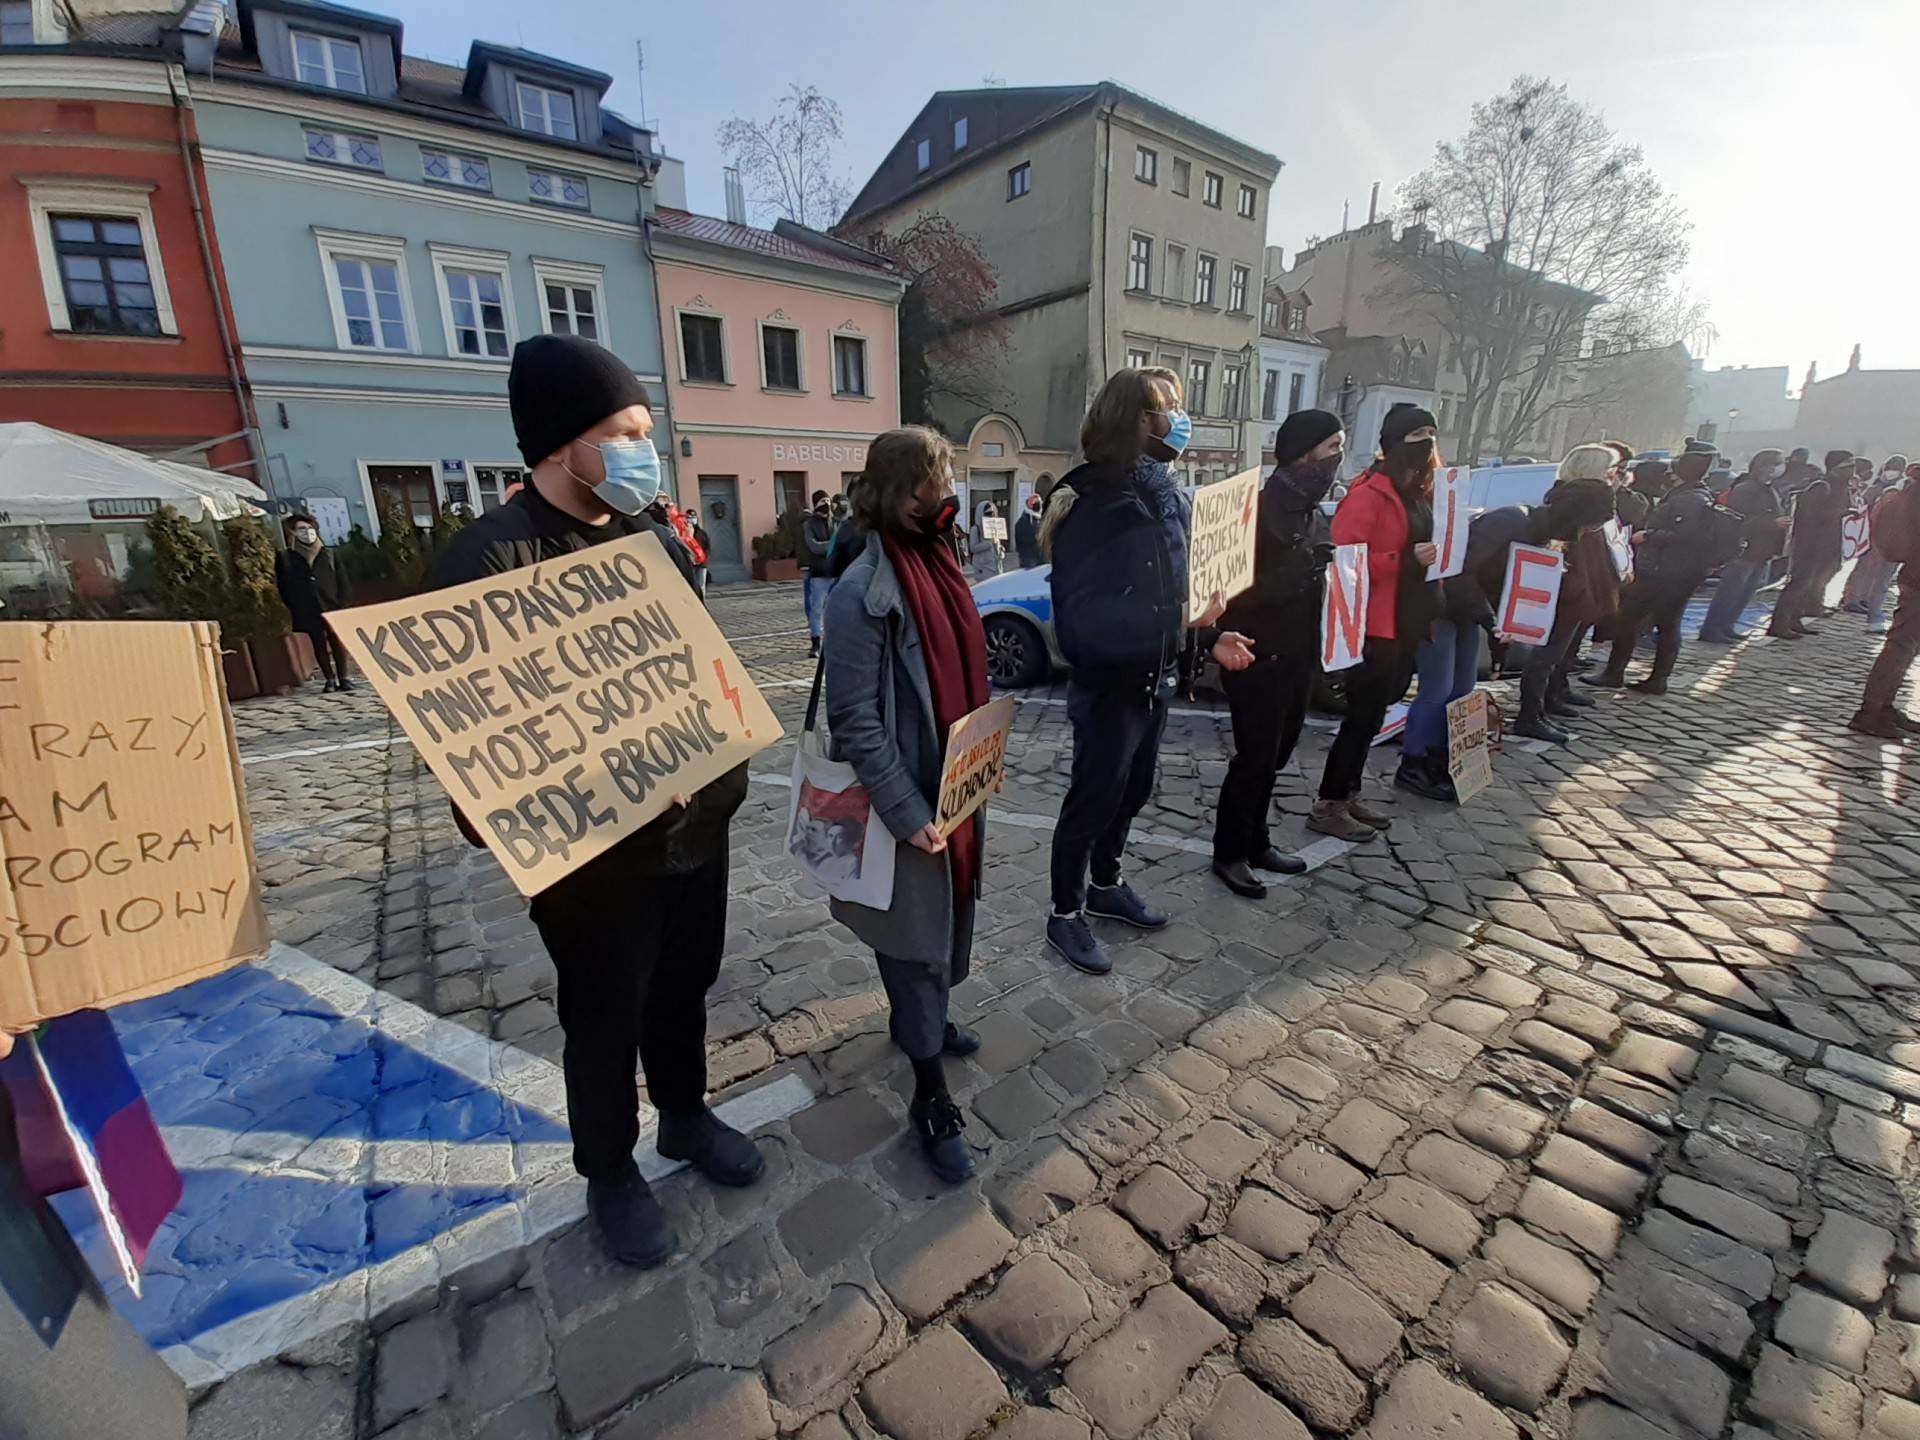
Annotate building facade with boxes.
[1684,360,1797,459]
[1255,252,1328,467]
[839,84,1280,490]
[650,209,904,582]
[187,0,669,541]
[1796,349,1920,465]
[0,41,259,480]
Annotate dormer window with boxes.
[292,30,366,93]
[516,80,576,140]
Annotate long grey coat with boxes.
[821,533,982,966]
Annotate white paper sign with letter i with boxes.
[1427,465,1470,579]
[1321,542,1369,673]
[1496,543,1566,644]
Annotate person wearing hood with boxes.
[1587,439,1740,693]
[429,336,761,1268]
[1700,448,1789,642]
[1311,403,1442,839]
[1013,492,1044,569]
[1208,410,1341,897]
[1768,449,1855,639]
[275,512,352,691]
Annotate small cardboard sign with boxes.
[981,515,1008,543]
[1187,467,1262,616]
[1843,512,1873,562]
[330,532,781,896]
[1322,542,1370,673]
[935,694,1016,838]
[1427,466,1471,579]
[1446,690,1494,803]
[0,622,270,1029]
[1603,518,1635,581]
[1496,543,1566,644]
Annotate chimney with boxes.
[1368,181,1380,224]
[1341,199,1350,232]
[723,167,747,225]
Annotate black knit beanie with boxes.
[1380,402,1438,451]
[1274,408,1343,466]
[509,335,652,467]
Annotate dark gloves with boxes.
[1312,542,1337,566]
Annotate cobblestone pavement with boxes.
[175,578,1920,1440]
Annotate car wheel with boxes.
[983,614,1048,688]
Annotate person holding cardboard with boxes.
[428,335,760,1268]
[822,427,988,1182]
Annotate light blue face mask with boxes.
[1163,408,1193,457]
[576,436,662,515]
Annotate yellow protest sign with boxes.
[0,622,270,1028]
[330,532,781,895]
[1446,690,1494,804]
[1186,466,1262,616]
[935,694,1016,838]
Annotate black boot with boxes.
[656,1107,765,1187]
[910,1084,972,1183]
[1211,858,1268,899]
[587,1173,677,1268]
[1251,846,1307,875]
[1627,674,1669,696]
[1511,705,1571,743]
[942,1022,981,1056]
[1394,754,1454,801]
[808,635,821,657]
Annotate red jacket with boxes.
[1331,469,1411,639]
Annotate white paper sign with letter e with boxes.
[1186,466,1262,616]
[1427,466,1470,579]
[1496,543,1565,644]
[1321,542,1370,673]
[1603,518,1634,581]
[1842,511,1873,562]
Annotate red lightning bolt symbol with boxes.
[1241,483,1256,526]
[713,658,747,734]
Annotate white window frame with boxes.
[302,126,383,173]
[449,460,529,515]
[1188,358,1211,415]
[1126,232,1153,293]
[1228,263,1249,313]
[515,79,577,139]
[674,305,730,385]
[1202,171,1223,208]
[1263,299,1281,329]
[1125,348,1151,369]
[526,168,589,210]
[314,227,416,354]
[291,29,365,93]
[952,116,968,150]
[1134,145,1157,184]
[831,331,871,398]
[1007,162,1030,200]
[1194,252,1217,307]
[421,148,492,193]
[1237,183,1256,219]
[429,243,516,362]
[530,256,608,346]
[1261,369,1280,421]
[1222,363,1244,419]
[26,180,177,335]
[757,317,806,393]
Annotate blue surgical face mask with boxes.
[570,436,661,515]
[1163,408,1192,457]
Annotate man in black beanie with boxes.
[429,335,761,1268]
[1206,408,1344,898]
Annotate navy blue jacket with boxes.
[1048,460,1181,700]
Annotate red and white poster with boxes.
[1603,518,1634,581]
[1427,466,1471,579]
[1842,511,1873,561]
[1322,542,1369,673]
[1496,543,1566,644]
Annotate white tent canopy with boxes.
[0,422,264,528]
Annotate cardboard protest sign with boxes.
[1603,518,1635,581]
[1496,543,1566,644]
[331,531,781,895]
[0,622,270,1029]
[1427,466,1471,579]
[1187,467,1262,616]
[981,515,1008,543]
[1843,511,1873,561]
[935,694,1016,837]
[1321,542,1369,673]
[1446,691,1494,803]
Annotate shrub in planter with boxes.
[337,523,388,601]
[145,504,230,623]
[429,503,474,562]
[376,492,427,593]
[222,514,302,694]
[750,529,802,582]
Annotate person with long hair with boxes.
[823,427,986,1182]
[1312,403,1442,838]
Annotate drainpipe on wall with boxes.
[1094,92,1116,407]
[639,211,686,509]
[165,64,271,508]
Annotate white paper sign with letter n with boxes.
[1496,543,1565,645]
[1427,465,1471,579]
[1321,542,1370,673]
[331,532,782,896]
[1186,466,1262,617]
[935,694,1016,838]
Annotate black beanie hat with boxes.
[509,335,652,467]
[1274,408,1343,466]
[1380,402,1438,451]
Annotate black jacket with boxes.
[427,484,745,879]
[825,518,866,578]
[1215,475,1329,663]
[1787,477,1846,569]
[1048,460,1180,699]
[1014,508,1042,569]
[1726,474,1785,558]
[274,545,344,631]
[1640,481,1743,584]
[1444,505,1538,629]
[799,511,832,573]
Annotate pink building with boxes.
[650,209,905,580]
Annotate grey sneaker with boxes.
[1046,912,1110,974]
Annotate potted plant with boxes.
[222,514,303,694]
[377,492,427,594]
[145,505,254,699]
[336,524,391,604]
[751,526,801,582]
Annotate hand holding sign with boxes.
[1427,466,1471,579]
[934,694,1016,838]
[1496,543,1566,644]
[1321,543,1369,672]
[1842,512,1873,561]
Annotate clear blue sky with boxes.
[380,0,1918,385]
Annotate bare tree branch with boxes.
[715,85,851,228]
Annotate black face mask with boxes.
[917,494,960,538]
[1389,437,1436,475]
[1283,453,1343,503]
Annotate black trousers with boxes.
[1521,613,1585,719]
[1213,654,1311,862]
[1770,565,1829,634]
[1319,639,1408,801]
[531,843,729,1183]
[1601,580,1688,682]
[303,622,351,683]
[1050,681,1168,913]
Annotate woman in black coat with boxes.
[274,514,353,691]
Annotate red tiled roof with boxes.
[651,209,898,280]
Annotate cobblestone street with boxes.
[181,577,1920,1440]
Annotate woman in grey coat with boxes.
[823,428,986,1182]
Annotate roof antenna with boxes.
[983,72,1007,87]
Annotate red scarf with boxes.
[883,530,988,900]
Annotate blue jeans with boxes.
[803,574,833,639]
[1701,556,1767,638]
[1404,620,1481,759]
